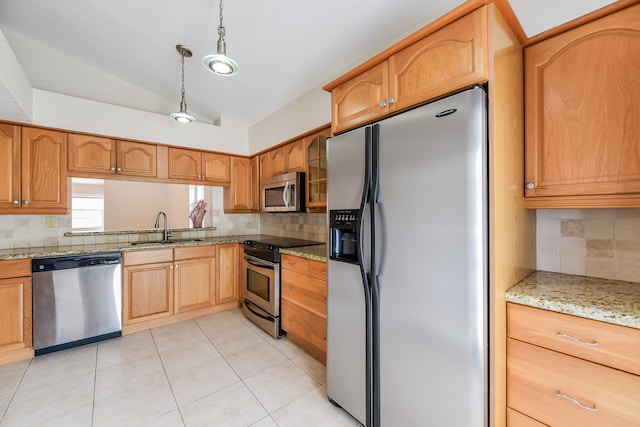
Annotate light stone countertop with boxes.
[280,244,327,262]
[0,235,262,260]
[505,271,640,329]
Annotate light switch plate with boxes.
[45,216,57,228]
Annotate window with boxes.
[189,185,205,206]
[71,178,105,231]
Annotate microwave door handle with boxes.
[283,181,291,208]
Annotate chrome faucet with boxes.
[154,211,172,241]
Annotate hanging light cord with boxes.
[218,0,226,41]
[180,52,186,103]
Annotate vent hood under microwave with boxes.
[262,171,305,212]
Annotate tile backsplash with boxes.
[537,209,640,282]
[260,213,327,243]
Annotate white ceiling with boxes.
[0,0,618,128]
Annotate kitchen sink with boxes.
[131,238,204,246]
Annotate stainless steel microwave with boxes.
[262,171,304,212]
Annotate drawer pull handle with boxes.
[556,392,598,412]
[556,332,598,346]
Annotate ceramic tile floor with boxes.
[0,308,362,427]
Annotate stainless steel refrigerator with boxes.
[326,87,488,427]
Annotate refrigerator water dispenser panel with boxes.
[329,209,360,263]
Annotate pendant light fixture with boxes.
[170,44,196,123]
[202,0,239,76]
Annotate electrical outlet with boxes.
[45,216,57,228]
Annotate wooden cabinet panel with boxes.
[216,244,239,304]
[331,61,389,134]
[20,127,68,212]
[388,8,487,113]
[68,134,116,174]
[175,257,215,313]
[168,147,202,181]
[203,152,231,184]
[281,300,327,352]
[524,3,640,205]
[508,338,640,426]
[285,139,305,173]
[250,155,260,211]
[305,126,329,210]
[0,124,21,210]
[123,248,173,266]
[507,408,548,427]
[0,259,32,355]
[223,157,252,212]
[259,154,271,181]
[281,271,326,318]
[508,303,640,376]
[270,146,286,176]
[117,141,156,177]
[123,261,173,324]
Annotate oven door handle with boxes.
[244,300,275,322]
[245,256,276,269]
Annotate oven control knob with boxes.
[243,240,253,246]
[267,244,275,251]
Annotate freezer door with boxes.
[326,126,369,425]
[375,87,488,426]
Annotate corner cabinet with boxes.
[305,126,330,211]
[0,124,68,214]
[328,7,487,134]
[524,3,640,208]
[0,259,33,365]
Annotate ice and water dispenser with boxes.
[329,209,360,264]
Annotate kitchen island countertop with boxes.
[506,271,640,329]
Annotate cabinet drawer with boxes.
[281,269,326,299]
[281,278,326,318]
[508,303,640,376]
[281,300,326,351]
[0,259,31,280]
[174,245,216,261]
[281,254,309,275]
[507,408,548,427]
[123,249,173,266]
[508,338,640,426]
[308,260,327,281]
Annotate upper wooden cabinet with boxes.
[168,147,230,185]
[305,126,330,210]
[0,125,68,214]
[250,155,260,211]
[328,7,487,134]
[524,3,640,208]
[223,156,252,212]
[267,139,305,177]
[68,134,157,178]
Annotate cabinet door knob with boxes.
[380,100,387,108]
[526,182,535,190]
[12,200,19,205]
[110,167,116,171]
[23,200,29,205]
[117,167,122,172]
[388,97,395,105]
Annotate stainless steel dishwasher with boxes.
[32,252,122,356]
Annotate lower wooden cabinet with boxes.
[174,246,216,313]
[122,244,242,332]
[280,254,327,363]
[507,303,640,426]
[123,249,174,325]
[0,259,33,364]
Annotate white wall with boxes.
[0,29,32,122]
[248,85,331,154]
[33,90,249,155]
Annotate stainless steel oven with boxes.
[243,254,281,338]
